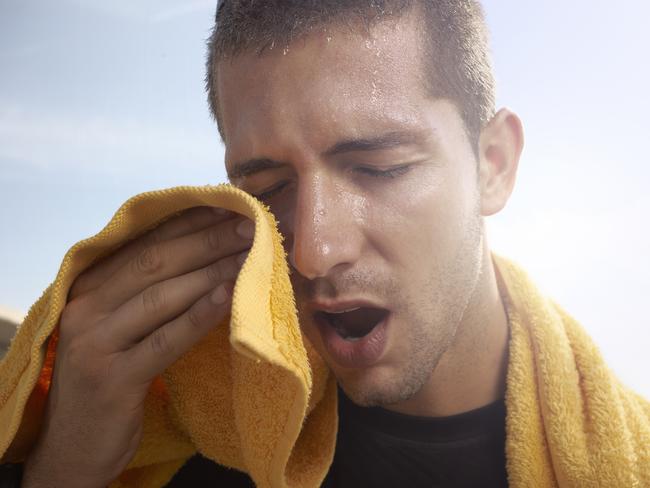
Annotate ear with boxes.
[478,108,524,216]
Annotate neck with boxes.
[385,242,510,417]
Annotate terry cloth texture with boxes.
[0,184,648,487]
[495,255,650,487]
[0,185,337,488]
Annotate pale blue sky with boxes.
[1,0,649,396]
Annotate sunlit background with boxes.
[1,0,648,396]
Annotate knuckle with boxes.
[59,298,83,328]
[203,226,223,251]
[56,312,117,391]
[141,284,166,314]
[59,295,95,334]
[205,260,225,284]
[132,244,163,276]
[186,305,205,330]
[149,328,174,356]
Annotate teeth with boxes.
[329,307,361,314]
[344,336,363,342]
[334,325,365,342]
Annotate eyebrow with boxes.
[227,129,430,180]
[323,129,430,157]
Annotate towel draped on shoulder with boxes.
[0,185,648,487]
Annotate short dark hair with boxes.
[205,0,495,152]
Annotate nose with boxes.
[287,174,362,280]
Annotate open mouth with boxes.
[314,307,389,342]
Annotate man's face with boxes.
[217,12,485,407]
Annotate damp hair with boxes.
[205,0,496,154]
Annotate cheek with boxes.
[366,169,478,287]
[366,172,450,264]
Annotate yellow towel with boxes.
[0,184,648,487]
[0,184,337,488]
[496,255,650,487]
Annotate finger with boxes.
[101,250,247,350]
[70,206,234,300]
[123,281,234,386]
[90,216,254,312]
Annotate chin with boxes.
[331,363,425,408]
[301,313,436,408]
[301,325,398,406]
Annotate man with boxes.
[16,1,646,487]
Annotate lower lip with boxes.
[316,314,389,369]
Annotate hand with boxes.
[22,206,254,488]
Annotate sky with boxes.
[1,0,648,397]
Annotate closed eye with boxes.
[252,181,289,201]
[252,165,411,201]
[356,165,412,178]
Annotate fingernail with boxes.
[236,220,255,239]
[212,207,229,216]
[236,250,249,265]
[211,284,229,305]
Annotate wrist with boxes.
[22,452,96,488]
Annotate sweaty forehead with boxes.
[215,12,431,155]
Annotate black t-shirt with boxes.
[166,389,508,487]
